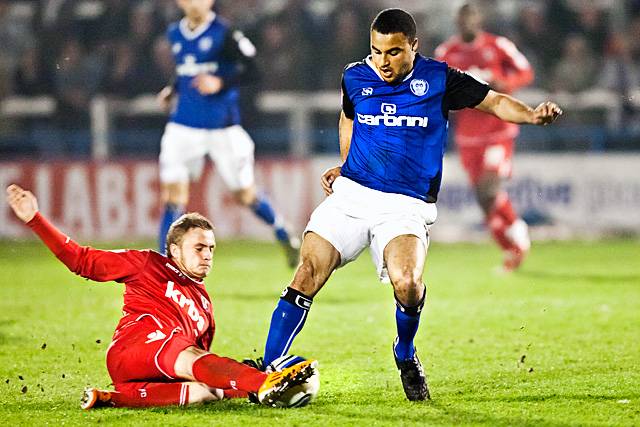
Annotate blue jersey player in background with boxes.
[157,0,299,266]
[260,8,562,400]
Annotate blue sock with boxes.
[393,289,426,361]
[251,194,290,243]
[159,203,184,254]
[264,287,313,365]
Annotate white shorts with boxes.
[305,176,437,282]
[159,122,255,191]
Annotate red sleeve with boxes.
[494,36,534,93]
[27,212,150,283]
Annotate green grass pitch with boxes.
[0,239,638,426]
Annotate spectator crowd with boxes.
[1,0,639,155]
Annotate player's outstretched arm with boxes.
[475,90,562,125]
[5,184,146,282]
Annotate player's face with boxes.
[177,0,214,21]
[370,31,417,83]
[172,227,216,279]
[457,6,482,41]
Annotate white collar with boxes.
[179,11,216,40]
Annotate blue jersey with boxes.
[341,55,489,202]
[167,13,257,129]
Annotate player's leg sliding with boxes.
[250,194,300,268]
[158,202,185,254]
[393,288,431,401]
[487,191,530,271]
[263,287,313,366]
[81,382,230,409]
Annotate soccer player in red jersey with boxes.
[435,3,535,271]
[5,184,317,409]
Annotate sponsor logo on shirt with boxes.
[176,55,219,77]
[165,281,206,332]
[357,103,429,128]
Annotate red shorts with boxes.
[458,139,514,185]
[106,314,195,384]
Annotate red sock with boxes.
[493,191,518,225]
[487,211,515,252]
[111,382,189,407]
[192,353,267,393]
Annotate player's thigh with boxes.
[481,139,514,181]
[458,145,486,185]
[207,125,256,191]
[304,194,370,270]
[159,123,208,184]
[290,231,341,296]
[106,317,196,384]
[371,202,435,284]
[383,234,427,284]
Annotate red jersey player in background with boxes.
[435,2,534,271]
[5,184,318,409]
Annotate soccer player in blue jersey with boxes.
[157,0,299,266]
[261,8,562,400]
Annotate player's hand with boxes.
[157,86,175,112]
[192,74,223,95]
[532,101,563,125]
[321,166,341,195]
[6,184,38,223]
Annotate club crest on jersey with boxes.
[362,87,373,96]
[410,79,429,96]
[198,37,213,52]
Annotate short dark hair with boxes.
[166,212,214,257]
[371,8,417,41]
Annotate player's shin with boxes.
[251,194,290,240]
[191,353,268,392]
[263,287,313,365]
[159,203,185,254]
[393,288,426,361]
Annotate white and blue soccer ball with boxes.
[267,355,320,408]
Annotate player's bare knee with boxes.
[233,187,256,206]
[390,270,423,306]
[174,346,209,380]
[187,382,223,404]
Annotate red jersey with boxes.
[435,32,533,146]
[27,213,215,351]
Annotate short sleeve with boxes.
[442,67,490,113]
[341,76,355,119]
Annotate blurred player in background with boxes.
[157,0,299,266]
[5,184,317,409]
[435,2,534,271]
[260,8,561,401]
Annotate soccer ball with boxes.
[267,355,320,408]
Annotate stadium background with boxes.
[1,0,640,241]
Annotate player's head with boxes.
[370,8,418,83]
[457,2,483,42]
[177,0,214,21]
[166,213,216,279]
